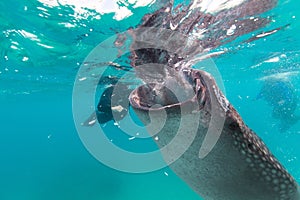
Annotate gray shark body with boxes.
[129,69,300,200]
[126,1,300,199]
[129,0,300,196]
[85,0,300,199]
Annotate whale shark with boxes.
[82,0,299,199]
[129,68,300,200]
[126,0,299,199]
[92,0,281,126]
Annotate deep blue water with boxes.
[1,0,300,199]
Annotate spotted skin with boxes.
[126,0,300,199]
[129,69,299,200]
[227,106,298,200]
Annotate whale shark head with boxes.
[129,68,299,200]
[129,68,209,113]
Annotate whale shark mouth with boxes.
[129,68,299,200]
[76,0,299,198]
[129,68,208,112]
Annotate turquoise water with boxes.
[1,0,300,199]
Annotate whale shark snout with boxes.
[129,69,300,200]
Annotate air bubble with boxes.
[22,57,29,62]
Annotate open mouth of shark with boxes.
[129,68,208,112]
[128,68,300,200]
[76,0,300,198]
